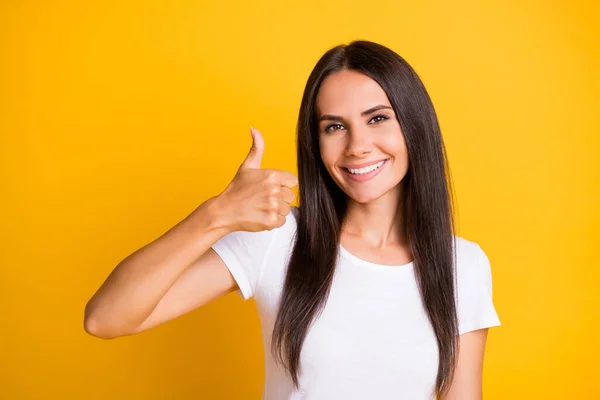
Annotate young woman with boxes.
[84,40,501,400]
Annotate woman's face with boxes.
[315,69,409,204]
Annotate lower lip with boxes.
[342,159,389,182]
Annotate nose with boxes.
[344,127,372,157]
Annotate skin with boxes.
[315,69,489,399]
[316,68,411,264]
[85,67,489,398]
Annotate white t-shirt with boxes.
[211,206,501,400]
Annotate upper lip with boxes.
[342,158,389,169]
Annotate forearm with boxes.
[83,196,230,338]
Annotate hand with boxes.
[217,126,298,232]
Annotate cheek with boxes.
[381,129,408,156]
[319,136,340,167]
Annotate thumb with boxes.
[240,126,265,170]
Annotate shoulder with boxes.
[453,235,484,264]
[452,235,494,292]
[232,206,298,254]
[453,235,491,271]
[452,234,495,295]
[210,206,299,300]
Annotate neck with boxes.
[341,183,406,246]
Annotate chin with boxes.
[345,188,390,204]
[351,177,408,202]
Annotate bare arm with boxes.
[440,328,489,400]
[128,245,240,336]
[83,196,236,339]
[83,126,297,340]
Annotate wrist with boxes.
[197,195,237,234]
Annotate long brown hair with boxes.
[271,40,459,398]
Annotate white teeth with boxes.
[347,160,386,175]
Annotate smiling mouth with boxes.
[340,158,390,182]
[343,158,389,175]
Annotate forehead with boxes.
[315,69,391,115]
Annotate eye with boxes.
[324,123,345,133]
[323,114,390,134]
[369,114,390,124]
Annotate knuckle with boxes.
[269,185,281,196]
[265,211,279,228]
[287,173,298,185]
[266,170,278,181]
[285,188,294,199]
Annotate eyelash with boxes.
[324,114,390,133]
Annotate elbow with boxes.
[83,316,117,340]
[83,303,120,340]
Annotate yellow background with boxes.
[1,0,598,398]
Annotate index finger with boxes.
[277,170,299,189]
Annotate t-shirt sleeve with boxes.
[210,226,280,301]
[456,243,502,335]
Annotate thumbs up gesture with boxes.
[216,127,299,233]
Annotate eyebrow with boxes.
[318,105,393,122]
